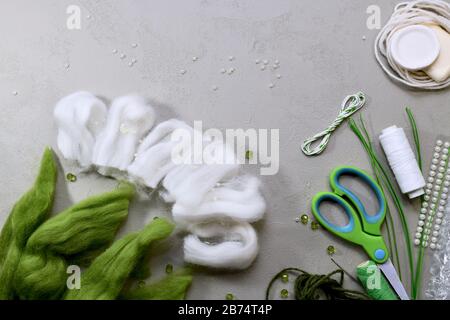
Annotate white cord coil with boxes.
[375,0,450,90]
[379,126,426,199]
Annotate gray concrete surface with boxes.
[1,0,449,300]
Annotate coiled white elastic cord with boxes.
[375,0,450,90]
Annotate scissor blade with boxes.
[378,259,410,300]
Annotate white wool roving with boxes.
[172,175,266,225]
[128,119,193,188]
[184,222,259,269]
[162,141,240,208]
[54,92,266,270]
[54,91,108,169]
[92,95,156,176]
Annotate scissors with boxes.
[311,166,409,300]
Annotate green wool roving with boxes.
[0,148,57,299]
[356,260,398,300]
[14,182,135,300]
[121,270,193,300]
[65,218,174,300]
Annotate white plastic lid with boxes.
[389,25,440,71]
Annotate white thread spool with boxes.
[379,126,426,199]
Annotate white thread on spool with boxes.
[379,126,426,199]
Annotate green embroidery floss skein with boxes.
[356,260,398,300]
[65,218,174,300]
[0,148,57,299]
[14,182,135,300]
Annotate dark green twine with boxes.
[266,268,370,300]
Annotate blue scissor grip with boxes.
[331,167,386,227]
[312,193,355,234]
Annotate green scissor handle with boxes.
[311,166,389,264]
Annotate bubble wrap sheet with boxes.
[426,202,450,300]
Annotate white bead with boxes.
[434,225,441,231]
[446,175,450,181]
[430,243,437,250]
[422,202,429,208]
[428,177,435,183]
[443,187,449,194]
[444,142,450,148]
[424,195,431,201]
[443,148,449,155]
[439,167,446,173]
[441,161,447,167]
[440,199,446,206]
[432,197,437,203]
[433,191,439,197]
[426,189,432,195]
[435,218,442,225]
[435,146,442,152]
[431,165,438,171]
[430,203,436,210]
[442,194,448,200]
[445,181,450,187]
[438,206,445,212]
[433,231,439,237]
[421,208,428,214]
[419,214,426,220]
[438,173,444,179]
[417,226,424,233]
[443,155,449,161]
[437,244,442,250]
[434,185,441,191]
[415,232,422,239]
[418,221,425,227]
[437,140,443,146]
[431,237,438,243]
[414,239,421,246]
[436,179,443,185]
[433,159,439,165]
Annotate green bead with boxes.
[66,173,77,182]
[245,150,254,160]
[311,221,320,230]
[301,214,309,225]
[327,245,336,255]
[280,289,289,299]
[281,273,289,283]
[165,264,173,274]
[225,293,234,300]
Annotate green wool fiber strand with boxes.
[0,148,57,299]
[121,270,193,300]
[357,260,398,300]
[64,218,174,300]
[14,183,135,300]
